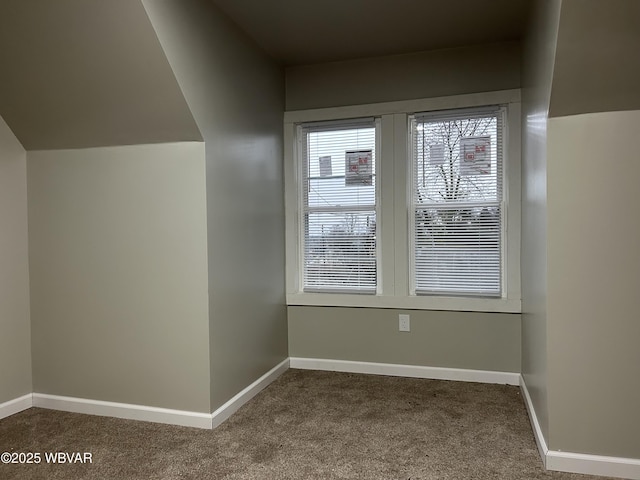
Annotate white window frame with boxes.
[284,89,521,313]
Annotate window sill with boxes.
[286,292,521,313]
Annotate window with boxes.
[298,119,379,293]
[410,107,504,297]
[285,90,521,312]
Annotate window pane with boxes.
[414,115,500,205]
[414,206,501,295]
[304,126,376,209]
[304,211,376,291]
[301,121,378,293]
[412,109,503,297]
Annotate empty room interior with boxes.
[1,0,639,478]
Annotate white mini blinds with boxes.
[409,106,505,297]
[299,119,379,293]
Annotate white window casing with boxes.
[284,90,521,313]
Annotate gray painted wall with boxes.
[0,0,201,150]
[546,111,640,458]
[522,0,640,460]
[285,38,522,375]
[550,0,640,117]
[143,0,288,411]
[0,115,32,403]
[520,0,561,445]
[289,307,521,373]
[285,42,521,111]
[28,143,211,412]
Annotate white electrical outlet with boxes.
[399,314,410,332]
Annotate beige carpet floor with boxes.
[0,369,613,479]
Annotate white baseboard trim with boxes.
[519,375,548,467]
[0,394,33,420]
[547,451,640,480]
[33,393,213,429]
[211,358,290,429]
[520,376,640,480]
[19,359,290,430]
[289,357,520,385]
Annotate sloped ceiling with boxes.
[550,0,640,117]
[0,0,202,150]
[211,0,532,66]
